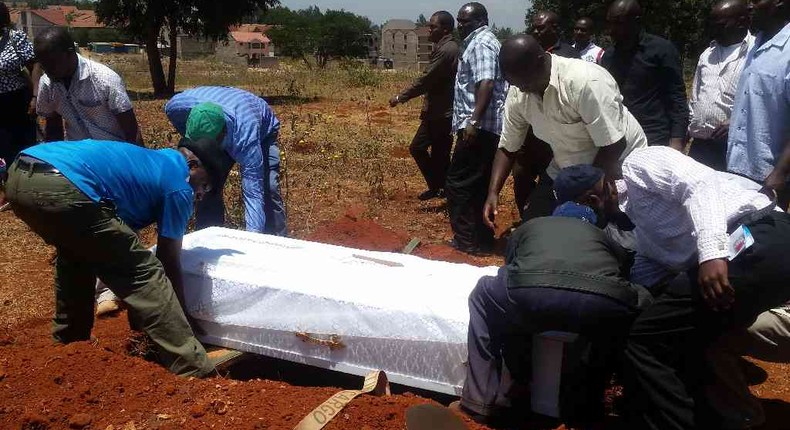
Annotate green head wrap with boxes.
[185,102,226,141]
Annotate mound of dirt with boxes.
[306,209,408,252]
[305,209,487,266]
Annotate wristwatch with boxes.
[469,119,480,128]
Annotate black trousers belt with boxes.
[15,155,60,174]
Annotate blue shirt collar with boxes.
[755,22,790,52]
[462,25,489,48]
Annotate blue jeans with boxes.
[195,132,287,236]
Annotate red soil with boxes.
[306,209,485,266]
[3,210,789,430]
[1,317,490,430]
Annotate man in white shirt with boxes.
[572,17,606,64]
[34,27,142,316]
[483,34,647,230]
[593,146,790,430]
[687,0,754,171]
[34,27,141,145]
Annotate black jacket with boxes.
[601,32,689,146]
[399,35,459,120]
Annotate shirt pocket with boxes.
[77,94,104,108]
[745,69,780,97]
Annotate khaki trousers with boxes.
[5,160,213,377]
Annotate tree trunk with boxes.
[166,18,178,95]
[144,24,168,96]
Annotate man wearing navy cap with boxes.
[456,164,650,426]
[4,138,225,377]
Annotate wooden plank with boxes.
[401,238,421,255]
[206,345,246,371]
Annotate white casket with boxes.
[180,227,499,395]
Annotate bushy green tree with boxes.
[96,0,278,95]
[262,6,373,69]
[526,0,718,59]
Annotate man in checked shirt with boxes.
[446,2,508,254]
[589,146,790,430]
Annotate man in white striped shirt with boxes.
[687,0,754,171]
[594,146,790,430]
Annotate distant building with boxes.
[13,5,105,40]
[172,24,278,68]
[381,19,432,70]
[216,24,275,66]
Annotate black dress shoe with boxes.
[448,238,483,255]
[418,188,444,201]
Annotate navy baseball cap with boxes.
[553,164,604,204]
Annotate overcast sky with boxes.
[279,0,532,32]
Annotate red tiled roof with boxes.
[230,31,270,44]
[31,8,67,26]
[29,6,104,28]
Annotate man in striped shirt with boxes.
[165,86,286,236]
[687,0,753,171]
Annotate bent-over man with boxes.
[483,34,647,230]
[457,165,651,426]
[165,86,287,236]
[590,146,790,430]
[4,138,226,377]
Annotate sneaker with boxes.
[96,299,121,317]
[418,189,444,201]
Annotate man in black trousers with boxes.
[390,11,459,201]
[446,2,509,254]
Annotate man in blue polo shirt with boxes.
[165,86,287,236]
[4,138,224,377]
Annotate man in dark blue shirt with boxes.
[4,138,225,377]
[602,0,689,148]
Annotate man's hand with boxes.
[388,95,400,108]
[711,121,730,142]
[669,137,685,152]
[483,193,499,230]
[464,123,479,146]
[698,259,734,311]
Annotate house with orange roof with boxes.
[14,5,105,40]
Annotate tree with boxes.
[416,14,428,26]
[263,7,372,69]
[96,0,279,96]
[525,0,718,59]
[491,24,515,41]
[314,10,371,67]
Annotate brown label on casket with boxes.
[293,370,390,430]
